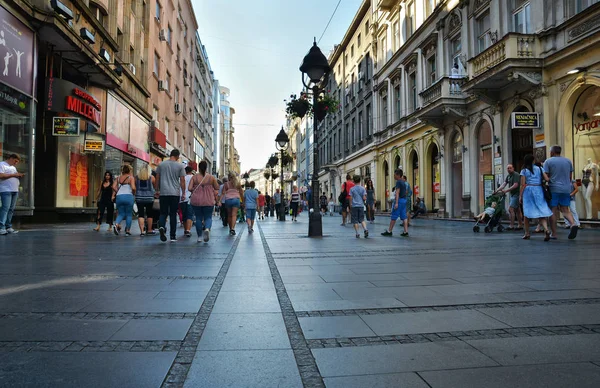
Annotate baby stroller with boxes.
[473,193,506,233]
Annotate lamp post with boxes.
[275,127,290,221]
[268,154,279,217]
[300,39,331,237]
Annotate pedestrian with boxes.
[135,167,156,236]
[411,197,427,219]
[274,189,282,219]
[218,177,228,226]
[543,146,579,239]
[179,166,194,237]
[403,176,412,222]
[156,149,186,242]
[290,186,300,221]
[366,178,376,223]
[382,169,409,237]
[112,164,136,236]
[244,181,258,232]
[494,164,523,230]
[349,175,369,238]
[328,194,335,216]
[220,171,244,236]
[340,173,355,226]
[0,154,24,235]
[564,180,581,229]
[319,192,328,215]
[257,191,266,220]
[265,192,271,217]
[188,160,219,243]
[93,171,114,232]
[519,154,553,241]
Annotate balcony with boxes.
[464,33,542,95]
[378,0,396,10]
[416,77,468,126]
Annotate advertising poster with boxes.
[483,174,495,200]
[0,5,35,96]
[53,117,79,136]
[69,152,88,196]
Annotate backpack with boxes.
[338,183,347,204]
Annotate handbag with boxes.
[539,166,552,204]
[152,198,160,211]
[189,175,210,206]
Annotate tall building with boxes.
[192,32,214,171]
[211,78,221,176]
[219,85,240,176]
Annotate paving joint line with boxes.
[305,324,600,349]
[258,223,324,388]
[160,231,243,388]
[0,340,183,353]
[295,298,600,317]
[0,274,217,280]
[0,312,197,320]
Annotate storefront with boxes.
[0,5,36,215]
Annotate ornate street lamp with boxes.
[300,39,331,237]
[275,127,290,221]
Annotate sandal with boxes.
[506,227,515,231]
[544,231,551,242]
[534,229,544,234]
[522,234,531,240]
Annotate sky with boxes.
[192,0,363,172]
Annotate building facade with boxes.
[192,32,214,172]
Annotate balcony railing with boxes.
[420,77,467,105]
[469,33,540,78]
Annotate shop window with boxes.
[0,109,32,208]
[476,12,491,54]
[513,1,531,33]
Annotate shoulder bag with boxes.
[189,175,210,206]
[539,166,552,204]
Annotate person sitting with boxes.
[474,202,497,222]
[411,197,427,219]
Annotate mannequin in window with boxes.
[580,158,599,219]
[450,63,461,93]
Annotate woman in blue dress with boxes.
[520,154,553,241]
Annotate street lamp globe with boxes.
[299,40,331,84]
[275,127,289,150]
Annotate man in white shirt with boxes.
[0,154,24,235]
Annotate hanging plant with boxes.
[281,152,294,167]
[285,93,312,119]
[292,174,298,181]
[312,92,339,122]
[271,172,280,180]
[264,171,271,180]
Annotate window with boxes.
[406,2,415,38]
[175,87,179,103]
[129,46,135,64]
[381,37,387,64]
[344,54,348,67]
[357,33,362,48]
[570,0,600,16]
[153,51,159,76]
[333,133,337,156]
[394,85,401,121]
[453,132,463,163]
[89,4,107,28]
[176,45,181,66]
[451,36,463,73]
[167,25,172,46]
[393,21,400,51]
[345,123,349,151]
[155,1,161,21]
[513,1,531,33]
[351,118,356,147]
[351,45,354,58]
[142,1,147,30]
[164,118,170,141]
[476,12,491,54]
[365,20,369,36]
[358,111,363,141]
[427,55,436,86]
[152,106,158,121]
[426,0,436,18]
[409,72,417,112]
[165,72,171,92]
[366,104,372,136]
[382,95,388,128]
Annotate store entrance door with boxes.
[512,128,533,171]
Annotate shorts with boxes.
[549,192,570,207]
[136,201,153,218]
[351,207,365,224]
[179,202,193,221]
[391,198,407,221]
[509,194,519,209]
[246,208,257,220]
[225,198,241,209]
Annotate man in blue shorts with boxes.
[543,145,578,239]
[382,169,409,237]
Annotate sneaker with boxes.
[381,230,392,236]
[0,229,7,235]
[568,225,579,240]
[113,225,119,236]
[197,237,203,243]
[249,228,254,233]
[364,230,369,238]
[147,230,157,236]
[125,231,131,237]
[356,234,360,238]
[248,225,251,233]
[340,223,345,226]
[203,229,210,242]
[229,229,236,236]
[170,237,177,242]
[6,228,17,234]
[401,232,409,237]
[159,227,167,242]
[184,231,192,238]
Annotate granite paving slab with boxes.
[109,318,194,341]
[476,304,600,327]
[0,319,127,341]
[299,316,376,339]
[324,372,429,388]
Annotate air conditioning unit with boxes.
[174,103,182,113]
[158,29,166,41]
[158,80,165,91]
[184,78,190,87]
[151,120,160,129]
[129,63,136,75]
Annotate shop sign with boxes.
[0,82,29,113]
[69,153,88,196]
[574,119,600,135]
[84,140,105,152]
[433,182,440,193]
[52,117,80,136]
[494,157,502,166]
[483,174,495,200]
[0,5,35,96]
[511,112,540,129]
[46,78,101,126]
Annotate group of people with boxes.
[491,145,580,241]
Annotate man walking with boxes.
[404,175,412,225]
[264,192,271,217]
[349,175,369,238]
[274,189,281,218]
[494,164,523,230]
[543,145,579,239]
[0,154,24,235]
[156,149,186,242]
[382,169,409,237]
[340,173,354,226]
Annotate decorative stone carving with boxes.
[528,84,548,100]
[568,14,600,41]
[508,71,542,85]
[488,30,498,44]
[448,12,461,33]
[560,80,572,92]
[436,19,445,31]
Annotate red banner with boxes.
[69,153,88,196]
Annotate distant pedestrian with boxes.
[494,164,523,230]
[188,161,219,243]
[543,146,579,239]
[244,181,258,233]
[564,180,581,230]
[156,149,186,242]
[274,189,282,218]
[328,194,335,216]
[320,192,328,215]
[340,173,355,226]
[382,169,409,237]
[220,172,244,236]
[520,154,552,241]
[179,167,194,237]
[411,197,427,219]
[112,164,136,236]
[0,154,24,235]
[290,186,300,221]
[257,191,266,220]
[94,171,114,232]
[365,178,375,223]
[403,175,412,219]
[349,175,369,238]
[218,177,228,226]
[135,167,156,236]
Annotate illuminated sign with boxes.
[511,112,540,129]
[84,140,105,151]
[52,117,79,136]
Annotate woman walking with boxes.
[112,165,136,236]
[220,171,244,236]
[290,186,300,222]
[94,171,114,231]
[366,178,376,224]
[328,194,335,216]
[189,161,219,243]
[135,166,156,236]
[520,154,553,241]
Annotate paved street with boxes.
[1,215,600,387]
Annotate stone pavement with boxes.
[0,214,600,387]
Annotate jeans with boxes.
[0,191,18,229]
[192,205,213,236]
[115,194,134,230]
[564,200,580,227]
[159,195,180,238]
[291,202,299,218]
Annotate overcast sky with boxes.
[192,0,363,172]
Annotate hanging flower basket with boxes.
[271,173,279,180]
[285,93,312,119]
[264,172,271,180]
[292,174,298,181]
[313,101,327,121]
[312,92,339,122]
[281,152,294,167]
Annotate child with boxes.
[348,175,369,238]
[474,202,497,222]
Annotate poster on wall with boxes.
[0,5,35,96]
[483,174,495,200]
[69,153,88,196]
[53,117,79,136]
